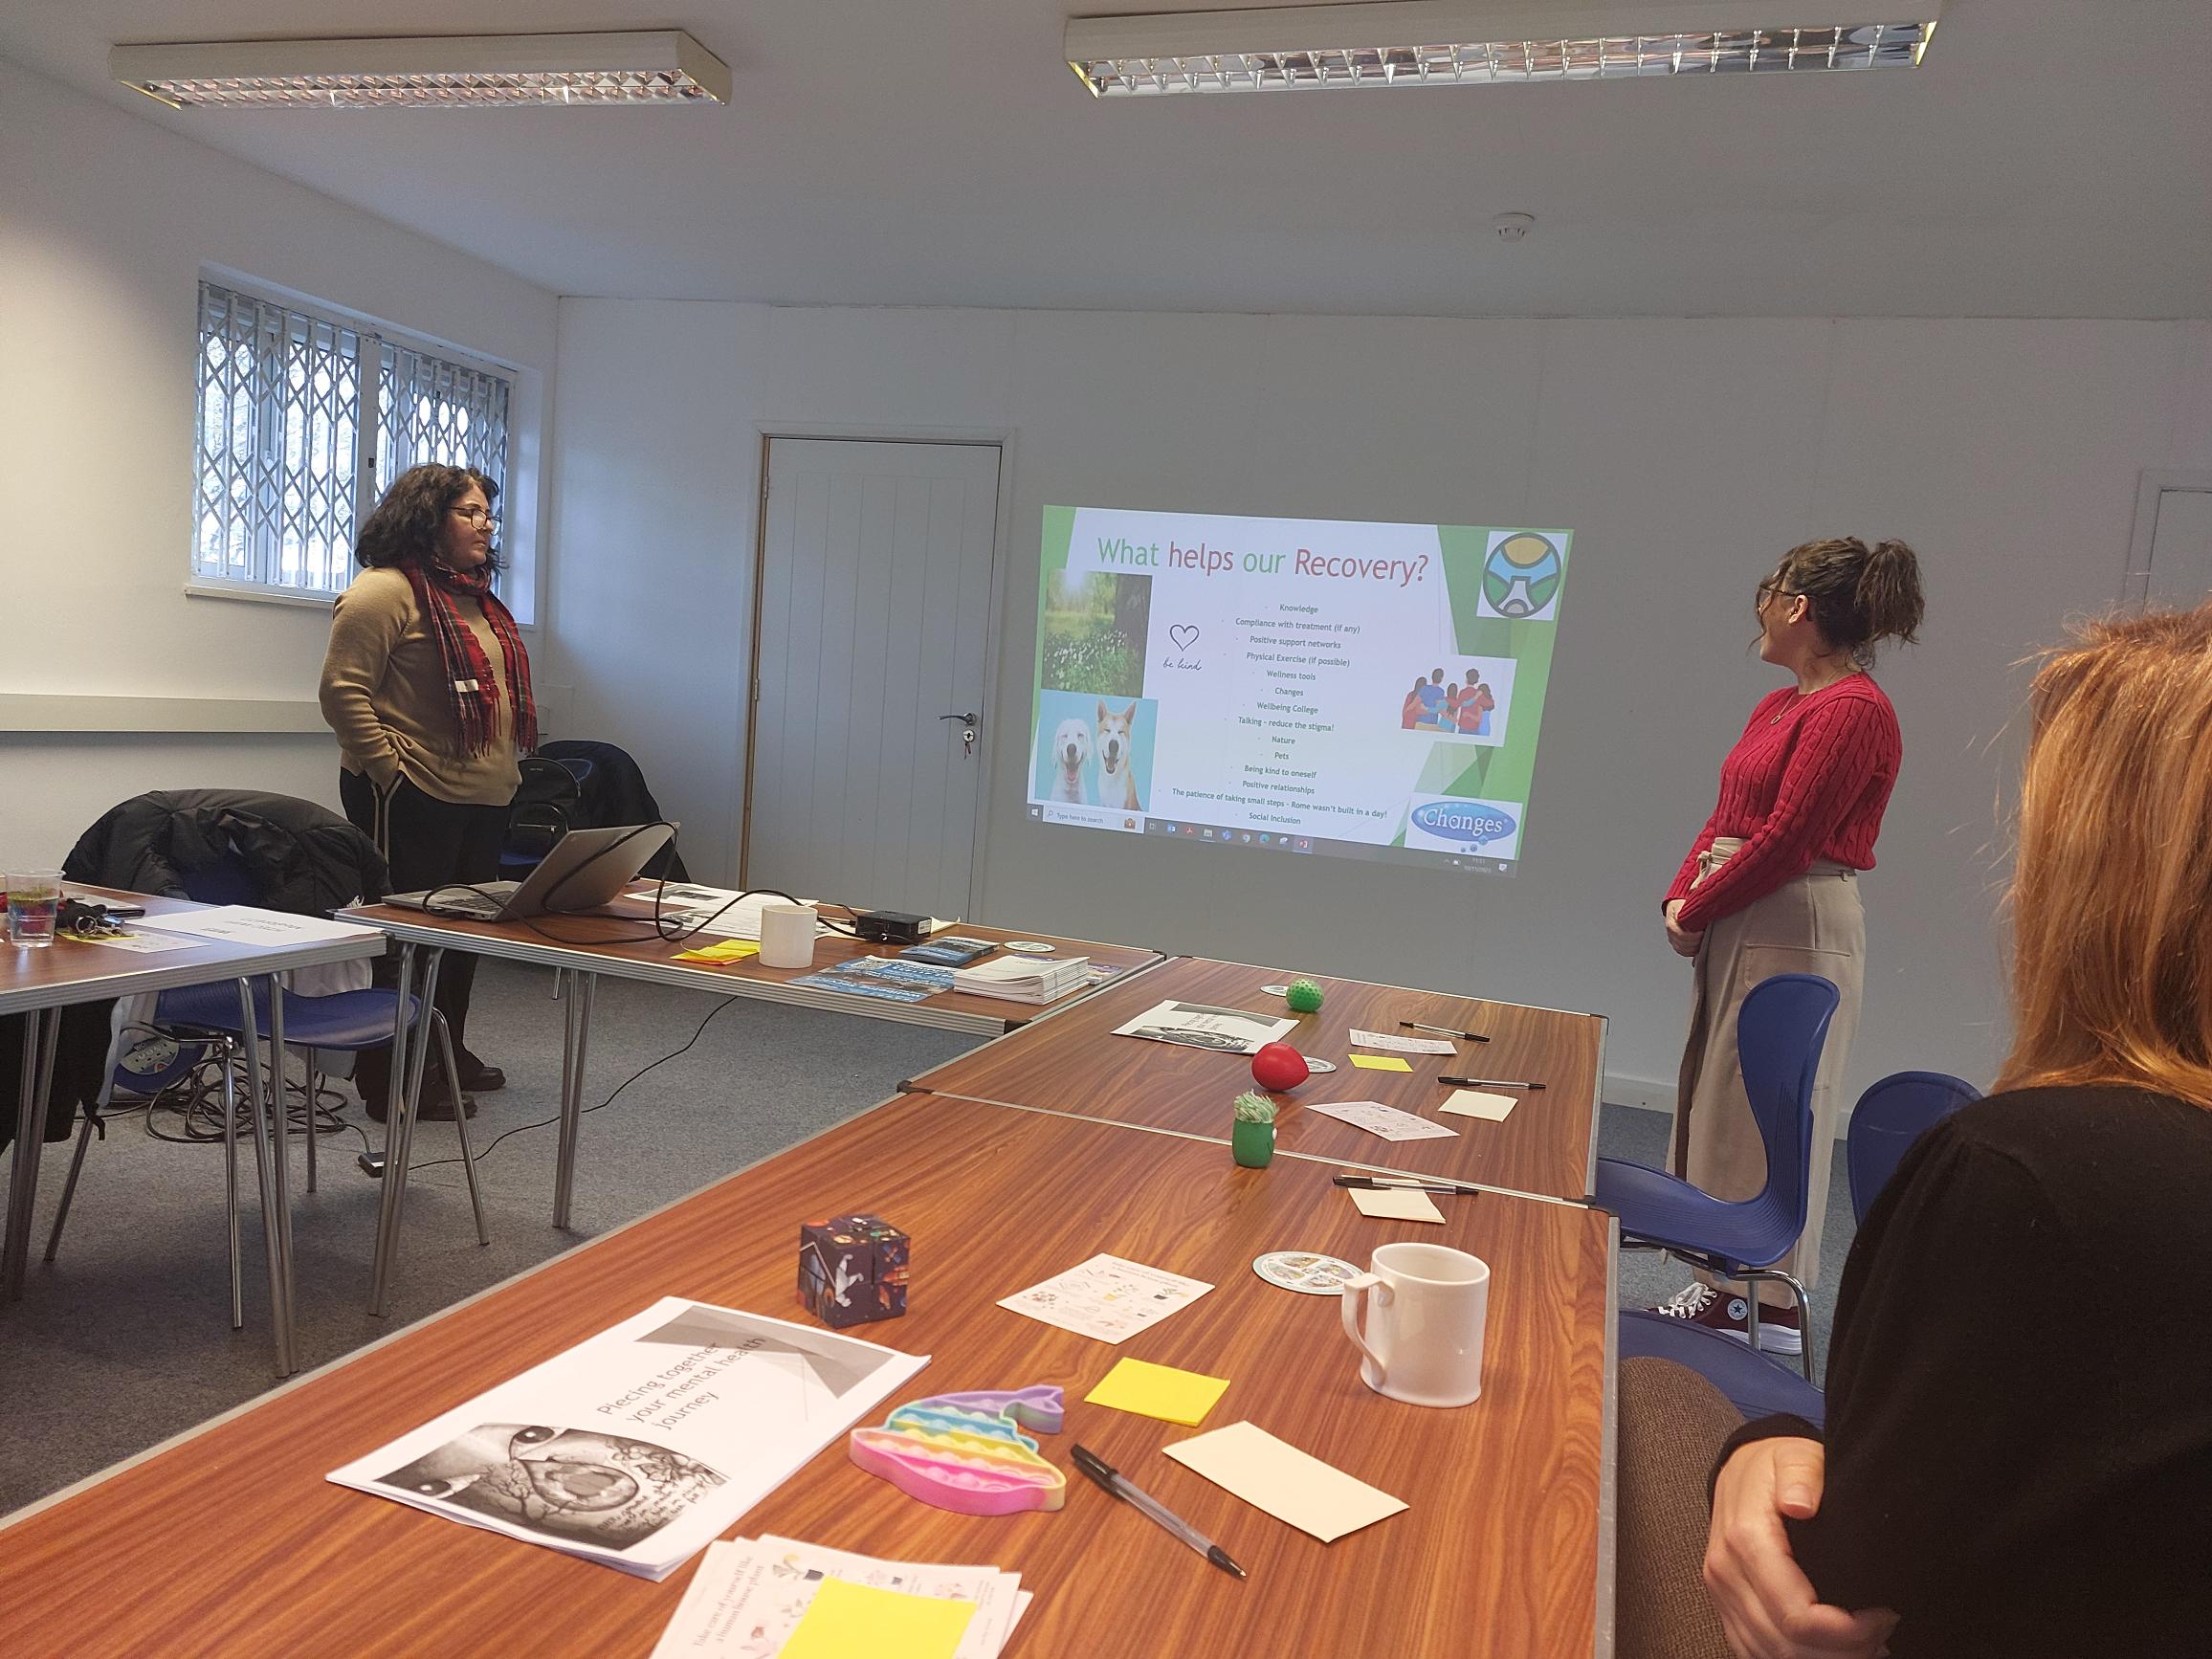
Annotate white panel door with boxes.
[743,437,1001,918]
[2146,486,2212,608]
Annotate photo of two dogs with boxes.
[1049,700,1142,808]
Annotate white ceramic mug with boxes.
[1338,1241,1491,1407]
[758,903,818,969]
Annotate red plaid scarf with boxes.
[400,560,537,759]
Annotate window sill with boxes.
[185,580,340,611]
[183,580,537,629]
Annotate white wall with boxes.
[550,300,2212,1107]
[0,59,559,866]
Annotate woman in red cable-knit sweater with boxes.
[1649,538,1925,1354]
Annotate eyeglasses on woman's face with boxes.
[1756,578,1803,613]
[449,504,499,530]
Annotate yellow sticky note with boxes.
[673,938,761,965]
[1349,1053,1413,1073]
[1085,1356,1233,1427]
[780,1580,976,1659]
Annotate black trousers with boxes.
[340,770,511,1096]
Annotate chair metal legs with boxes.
[1742,1269,1817,1382]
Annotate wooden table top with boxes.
[0,1093,1614,1658]
[335,901,1167,1035]
[1,886,386,1017]
[909,957,1606,1202]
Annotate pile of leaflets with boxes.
[951,954,1091,1005]
[651,1536,1030,1657]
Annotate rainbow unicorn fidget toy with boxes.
[849,1385,1067,1515]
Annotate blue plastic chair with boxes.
[1847,1071,1980,1219]
[1617,1064,1980,1419]
[1597,972,1839,1381]
[46,855,488,1328]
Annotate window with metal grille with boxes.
[191,277,515,603]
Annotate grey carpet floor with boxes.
[0,962,1850,1515]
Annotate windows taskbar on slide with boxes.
[1025,804,1515,875]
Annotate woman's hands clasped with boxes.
[1704,1437,1897,1659]
[1665,898,1703,958]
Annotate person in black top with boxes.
[1697,603,2212,1659]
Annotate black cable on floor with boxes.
[408,994,738,1176]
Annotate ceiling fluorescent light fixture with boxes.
[110,31,731,110]
[1066,1,1939,97]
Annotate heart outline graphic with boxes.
[1168,624,1201,652]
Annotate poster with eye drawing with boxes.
[326,1298,929,1580]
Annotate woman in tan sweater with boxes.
[320,464,534,1119]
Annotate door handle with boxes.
[938,712,978,726]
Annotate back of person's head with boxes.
[1999,602,2212,1105]
[1773,537,1925,669]
[354,463,499,571]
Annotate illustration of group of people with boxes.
[1401,668,1494,736]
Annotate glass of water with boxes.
[5,870,64,947]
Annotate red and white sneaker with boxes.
[1648,1282,1803,1356]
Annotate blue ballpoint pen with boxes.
[1072,1444,1247,1579]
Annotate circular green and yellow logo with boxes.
[1482,532,1562,618]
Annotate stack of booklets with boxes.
[651,1536,1030,1657]
[951,953,1091,1004]
[325,1299,927,1581]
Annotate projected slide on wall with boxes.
[1026,506,1572,874]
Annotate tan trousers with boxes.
[1671,838,1864,1308]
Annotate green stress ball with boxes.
[1286,978,1324,1014]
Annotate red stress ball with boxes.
[1250,1041,1311,1092]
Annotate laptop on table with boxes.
[384,824,677,922]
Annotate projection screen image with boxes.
[1027,506,1572,874]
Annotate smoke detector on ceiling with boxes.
[1493,212,1535,242]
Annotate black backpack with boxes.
[504,757,584,868]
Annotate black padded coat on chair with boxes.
[537,740,691,880]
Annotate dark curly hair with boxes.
[354,463,501,572]
[1760,537,1925,669]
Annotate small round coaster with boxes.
[1259,983,1291,995]
[1252,1250,1362,1295]
[1302,1057,1338,1073]
[1003,940,1056,954]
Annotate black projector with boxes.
[853,909,931,945]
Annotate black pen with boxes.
[1333,1173,1485,1197]
[1071,1444,1247,1579]
[1401,1020,1490,1043]
[1439,1075,1546,1091]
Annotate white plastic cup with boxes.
[1339,1241,1491,1407]
[758,903,818,969]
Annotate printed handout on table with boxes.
[327,1299,928,1581]
[998,1254,1213,1344]
[130,906,383,949]
[1111,1001,1297,1056]
[650,1536,1029,1659]
[1301,1100,1457,1142]
[1163,1420,1408,1544]
[638,887,829,941]
[1438,1089,1517,1122]
[72,930,199,954]
[1347,1028,1457,1056]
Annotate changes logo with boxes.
[1404,794,1522,859]
[1477,531,1563,622]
